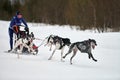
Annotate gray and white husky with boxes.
[63,39,97,64]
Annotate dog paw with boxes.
[62,56,65,58]
[48,58,51,60]
[88,56,91,59]
[61,59,65,62]
[94,59,97,62]
[49,49,52,51]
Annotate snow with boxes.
[0,20,120,80]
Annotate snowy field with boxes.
[0,21,120,80]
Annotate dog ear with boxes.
[89,39,91,41]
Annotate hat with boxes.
[16,11,22,15]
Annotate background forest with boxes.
[0,0,120,32]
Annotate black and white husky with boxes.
[63,39,97,64]
[47,35,71,61]
[12,32,36,58]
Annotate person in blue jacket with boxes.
[8,11,29,52]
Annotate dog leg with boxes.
[19,44,23,53]
[29,43,35,54]
[61,47,65,62]
[89,53,97,62]
[63,52,69,59]
[12,39,21,53]
[48,49,56,60]
[49,44,52,51]
[70,49,77,65]
[12,41,18,52]
[18,44,23,59]
[63,48,73,59]
[23,44,29,52]
[12,45,17,53]
[88,53,91,59]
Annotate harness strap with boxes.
[37,37,48,48]
[13,25,19,33]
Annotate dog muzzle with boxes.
[92,45,95,49]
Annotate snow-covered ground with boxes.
[0,21,120,80]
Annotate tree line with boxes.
[0,0,120,32]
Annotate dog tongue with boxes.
[92,45,95,49]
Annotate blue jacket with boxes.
[9,16,28,29]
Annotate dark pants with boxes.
[9,28,14,50]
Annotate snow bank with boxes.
[0,21,120,80]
